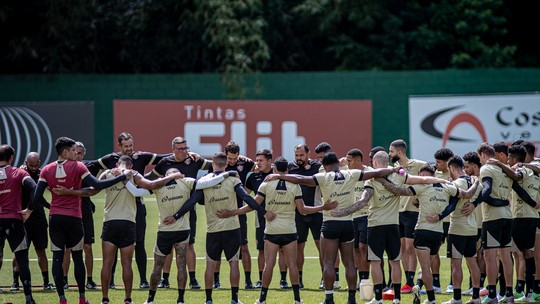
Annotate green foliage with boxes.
[0,0,535,92]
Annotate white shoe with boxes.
[293,301,303,304]
[422,300,437,304]
[143,302,153,304]
[462,288,474,296]
[434,286,443,294]
[254,301,266,304]
[464,298,481,304]
[442,299,462,304]
[334,280,341,289]
[446,285,454,294]
[367,299,383,304]
[392,299,401,304]
[515,294,534,302]
[412,285,422,304]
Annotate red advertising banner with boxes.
[113,100,372,162]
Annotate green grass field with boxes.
[1,192,461,303]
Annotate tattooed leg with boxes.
[175,240,188,290]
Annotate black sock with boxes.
[163,272,170,281]
[42,271,49,285]
[64,275,68,285]
[280,271,287,281]
[87,276,92,283]
[292,284,300,301]
[525,257,536,294]
[480,273,486,288]
[231,286,239,302]
[433,274,440,287]
[245,271,252,284]
[360,271,369,280]
[417,278,424,289]
[427,289,435,301]
[13,270,20,284]
[147,289,156,302]
[487,285,496,299]
[393,283,401,300]
[205,288,212,302]
[407,271,415,286]
[516,279,525,293]
[14,250,32,297]
[534,280,540,294]
[71,250,86,294]
[505,286,513,297]
[473,287,480,299]
[259,287,269,302]
[189,271,196,282]
[348,289,356,302]
[325,291,334,303]
[177,288,185,303]
[335,268,340,281]
[259,271,263,281]
[214,272,220,282]
[101,298,109,303]
[454,288,462,300]
[53,251,66,296]
[124,298,132,303]
[374,284,383,300]
[135,240,147,283]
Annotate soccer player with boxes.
[245,149,289,289]
[345,149,372,285]
[88,132,171,289]
[330,151,447,304]
[288,144,324,288]
[148,136,212,289]
[271,152,396,304]
[438,156,483,304]
[433,148,455,295]
[10,152,54,291]
[466,143,514,303]
[388,139,427,294]
[62,142,98,290]
[127,168,233,304]
[0,145,37,304]
[486,145,540,301]
[377,163,479,304]
[32,137,131,304]
[219,157,338,304]
[163,152,273,304]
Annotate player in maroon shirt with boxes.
[0,144,37,304]
[32,137,133,304]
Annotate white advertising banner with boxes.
[409,93,540,161]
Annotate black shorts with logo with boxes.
[206,228,241,262]
[296,212,323,243]
[414,229,443,255]
[353,216,368,248]
[154,230,190,256]
[367,224,401,261]
[448,234,477,258]
[264,233,297,248]
[512,218,540,251]
[49,214,84,251]
[0,218,28,253]
[399,211,418,239]
[24,218,48,250]
[321,220,354,243]
[482,218,513,249]
[101,220,136,248]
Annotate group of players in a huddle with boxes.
[1,133,539,304]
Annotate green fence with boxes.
[1,69,539,157]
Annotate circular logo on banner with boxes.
[0,107,53,166]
